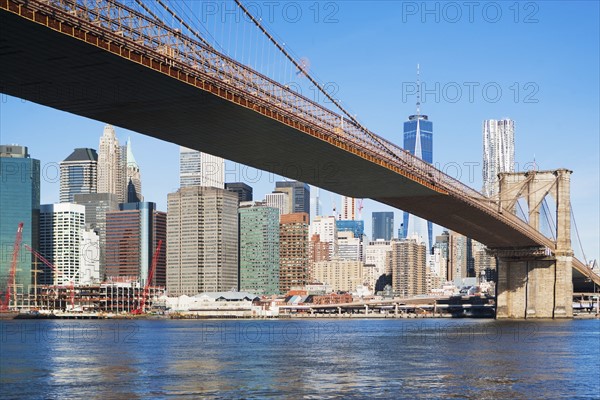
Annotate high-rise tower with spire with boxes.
[124,137,142,202]
[98,125,125,202]
[402,65,433,250]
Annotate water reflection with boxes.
[0,319,598,399]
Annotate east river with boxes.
[1,319,599,399]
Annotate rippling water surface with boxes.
[1,319,599,399]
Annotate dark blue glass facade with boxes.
[403,117,433,163]
[336,220,365,239]
[0,152,40,295]
[119,202,154,284]
[372,212,394,241]
[275,181,310,218]
[403,116,433,249]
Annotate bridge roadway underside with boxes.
[0,9,582,255]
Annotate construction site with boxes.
[0,222,165,318]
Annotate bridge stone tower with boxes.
[492,169,573,319]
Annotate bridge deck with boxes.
[1,5,535,249]
[0,1,598,288]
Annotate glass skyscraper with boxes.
[0,145,40,295]
[239,203,280,295]
[179,146,225,189]
[225,182,253,203]
[275,181,310,219]
[74,193,120,280]
[105,202,166,286]
[403,115,433,163]
[60,148,98,203]
[372,212,394,241]
[402,114,433,250]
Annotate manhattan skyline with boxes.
[0,1,597,261]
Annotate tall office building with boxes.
[265,192,290,216]
[340,196,356,220]
[337,199,366,257]
[402,115,433,250]
[448,231,474,282]
[74,193,119,280]
[167,186,238,295]
[105,202,166,286]
[310,187,322,220]
[40,203,93,285]
[225,182,253,203]
[402,67,433,249]
[179,146,225,189]
[124,138,143,202]
[388,236,427,297]
[60,148,98,203]
[310,216,338,258]
[275,181,310,218]
[372,212,394,241]
[482,118,515,198]
[279,213,309,294]
[431,231,450,282]
[0,145,40,295]
[239,203,280,295]
[97,124,125,202]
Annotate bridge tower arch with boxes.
[492,169,573,319]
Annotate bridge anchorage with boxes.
[490,169,573,319]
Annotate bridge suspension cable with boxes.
[233,0,404,164]
[541,197,557,241]
[571,208,588,265]
[127,0,479,200]
[133,0,213,49]
[515,198,529,224]
[8,0,556,248]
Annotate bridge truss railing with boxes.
[12,0,572,252]
[31,0,477,193]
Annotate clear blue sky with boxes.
[1,1,598,261]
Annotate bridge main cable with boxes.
[233,0,403,163]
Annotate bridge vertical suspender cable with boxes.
[138,0,448,192]
[233,0,404,164]
[131,0,161,24]
[133,0,214,49]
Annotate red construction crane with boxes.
[24,244,63,284]
[132,240,163,315]
[1,222,23,311]
[24,244,70,309]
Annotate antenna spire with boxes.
[416,63,421,116]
